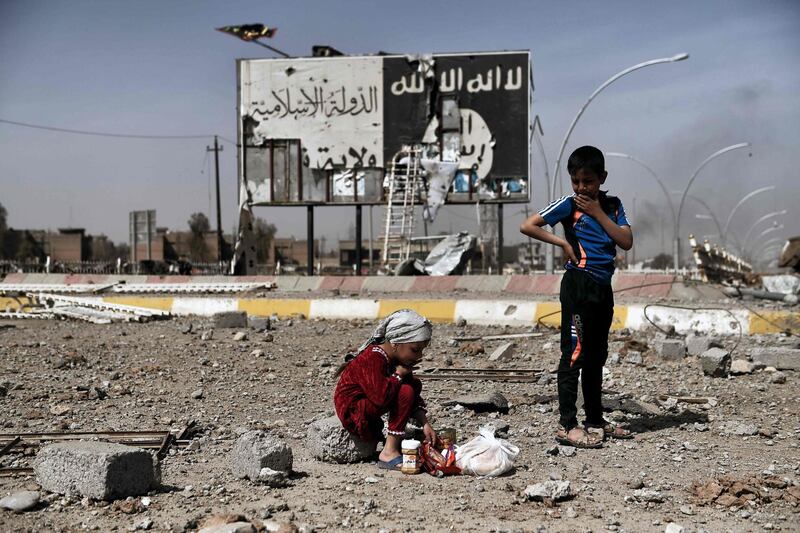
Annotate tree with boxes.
[253,217,277,263]
[188,212,211,262]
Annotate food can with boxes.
[400,439,421,474]
[437,427,457,449]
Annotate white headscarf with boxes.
[352,309,433,358]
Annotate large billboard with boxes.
[237,51,530,206]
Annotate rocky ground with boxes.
[0,311,798,532]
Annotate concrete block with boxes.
[657,339,686,361]
[304,416,375,464]
[700,347,731,377]
[33,441,159,500]
[750,347,800,371]
[230,431,293,480]
[247,316,270,331]
[488,342,515,362]
[212,311,247,329]
[730,359,755,375]
[686,335,719,357]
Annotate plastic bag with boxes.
[455,426,520,477]
[419,441,461,477]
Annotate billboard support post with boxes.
[355,205,363,275]
[307,205,314,276]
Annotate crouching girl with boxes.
[334,309,437,470]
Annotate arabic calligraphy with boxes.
[316,144,378,170]
[439,66,523,93]
[250,85,379,120]
[390,72,425,95]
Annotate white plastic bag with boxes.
[455,426,520,477]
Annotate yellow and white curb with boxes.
[2,295,795,335]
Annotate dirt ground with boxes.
[0,313,798,532]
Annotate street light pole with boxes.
[721,185,775,247]
[605,152,677,268]
[545,53,689,274]
[741,210,786,255]
[675,142,750,271]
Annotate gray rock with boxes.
[750,347,800,370]
[657,340,686,361]
[304,416,375,464]
[557,445,576,457]
[700,347,731,377]
[0,490,40,512]
[201,330,214,341]
[198,523,257,533]
[664,523,685,533]
[488,342,515,362]
[442,392,509,413]
[686,335,720,356]
[212,311,248,329]
[770,371,787,384]
[33,441,160,500]
[191,389,203,399]
[632,488,664,502]
[730,359,755,375]
[180,323,193,334]
[248,316,270,331]
[232,331,248,342]
[231,431,293,480]
[524,480,571,501]
[624,351,643,365]
[608,352,620,365]
[720,421,758,436]
[455,317,467,327]
[257,467,290,488]
[537,373,553,386]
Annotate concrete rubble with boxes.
[700,347,731,377]
[230,430,293,481]
[524,480,572,502]
[442,391,509,413]
[212,311,248,329]
[657,339,686,361]
[487,341,515,362]
[304,415,375,464]
[33,441,160,500]
[0,491,40,513]
[750,346,800,370]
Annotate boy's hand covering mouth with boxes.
[574,194,602,218]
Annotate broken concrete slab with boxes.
[305,416,375,464]
[230,430,293,480]
[0,490,40,512]
[442,392,509,413]
[624,351,643,365]
[488,342,515,362]
[686,335,722,357]
[212,311,247,329]
[524,480,572,501]
[247,316,270,331]
[750,347,800,371]
[700,347,731,377]
[33,441,160,500]
[198,522,257,533]
[730,359,755,375]
[232,331,247,342]
[657,339,686,361]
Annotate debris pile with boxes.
[690,475,800,507]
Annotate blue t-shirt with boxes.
[539,192,630,285]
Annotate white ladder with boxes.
[382,147,422,269]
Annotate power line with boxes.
[0,118,218,140]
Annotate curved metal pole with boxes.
[749,225,785,257]
[550,53,689,202]
[675,142,750,270]
[605,152,676,228]
[741,210,786,255]
[721,185,775,246]
[752,236,785,260]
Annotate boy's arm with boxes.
[520,213,579,264]
[573,195,633,250]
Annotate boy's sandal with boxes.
[587,423,634,440]
[376,456,403,470]
[555,428,603,449]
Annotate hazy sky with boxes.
[1,0,798,261]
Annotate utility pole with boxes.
[207,136,224,262]
[524,205,535,271]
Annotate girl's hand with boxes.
[394,364,413,378]
[423,422,437,445]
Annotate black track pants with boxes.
[557,269,614,430]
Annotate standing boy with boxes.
[520,146,633,448]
